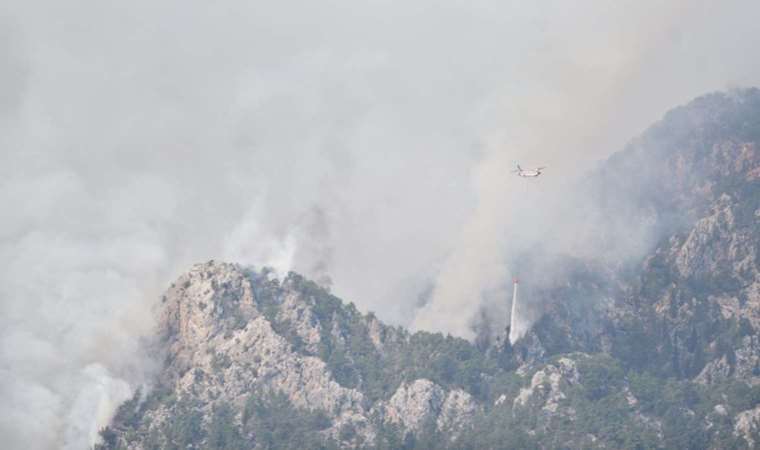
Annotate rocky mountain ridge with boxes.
[100,89,760,449]
[102,261,484,449]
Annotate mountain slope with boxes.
[99,89,760,450]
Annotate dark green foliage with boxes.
[640,251,674,301]
[368,422,407,450]
[699,381,760,414]
[368,417,451,450]
[447,406,540,450]
[247,269,282,324]
[732,181,760,228]
[628,371,668,414]
[111,388,144,429]
[610,318,663,373]
[532,317,575,356]
[661,405,708,450]
[155,398,206,450]
[396,331,494,399]
[243,390,336,450]
[208,403,247,450]
[573,393,659,449]
[575,355,625,401]
[96,390,205,450]
[95,427,118,449]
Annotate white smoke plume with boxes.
[411,0,760,338]
[1,1,760,448]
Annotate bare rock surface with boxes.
[734,405,760,448]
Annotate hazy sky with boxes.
[2,1,760,448]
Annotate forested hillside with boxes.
[99,89,760,450]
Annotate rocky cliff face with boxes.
[158,263,371,444]
[100,89,760,450]
[101,262,485,449]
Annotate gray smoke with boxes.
[411,0,760,339]
[1,1,760,449]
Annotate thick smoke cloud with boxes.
[1,1,760,448]
[412,1,760,339]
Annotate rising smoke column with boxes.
[3,1,760,448]
[409,1,728,341]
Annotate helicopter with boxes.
[513,164,546,178]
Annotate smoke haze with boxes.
[2,1,760,448]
